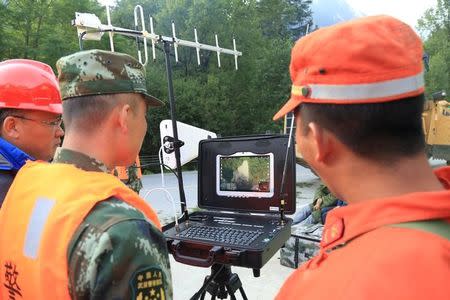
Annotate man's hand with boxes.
[313,197,323,210]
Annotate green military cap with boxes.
[56,49,164,106]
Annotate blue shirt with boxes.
[0,137,34,171]
[0,137,34,206]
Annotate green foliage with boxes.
[417,0,450,97]
[0,0,314,157]
[0,0,105,65]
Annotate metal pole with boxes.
[106,5,115,52]
[163,41,189,221]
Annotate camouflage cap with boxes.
[56,49,164,106]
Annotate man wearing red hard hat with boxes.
[0,59,64,206]
[275,15,449,299]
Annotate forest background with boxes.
[0,0,448,160]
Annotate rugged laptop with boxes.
[164,134,296,270]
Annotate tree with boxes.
[2,0,58,60]
[0,2,7,60]
[0,0,104,65]
[108,0,314,156]
[0,0,314,159]
[417,0,449,96]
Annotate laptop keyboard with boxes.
[178,225,263,246]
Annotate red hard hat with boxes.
[0,59,62,114]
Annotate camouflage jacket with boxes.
[310,184,339,223]
[124,164,143,194]
[53,148,172,300]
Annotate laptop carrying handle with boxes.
[170,240,224,267]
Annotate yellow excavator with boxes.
[422,90,450,165]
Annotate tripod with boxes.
[191,264,248,300]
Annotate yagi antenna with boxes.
[149,16,156,61]
[134,5,148,66]
[72,5,243,68]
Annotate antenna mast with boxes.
[72,4,242,223]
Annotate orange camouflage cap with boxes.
[273,15,424,120]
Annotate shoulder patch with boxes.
[130,266,166,300]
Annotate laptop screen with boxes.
[198,134,296,214]
[217,153,274,198]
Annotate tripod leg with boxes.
[225,286,237,300]
[200,290,206,300]
[211,291,217,300]
[225,284,248,300]
[224,271,248,300]
[238,287,248,300]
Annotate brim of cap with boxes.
[142,92,165,107]
[273,96,302,121]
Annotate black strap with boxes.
[294,237,299,268]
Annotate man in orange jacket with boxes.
[0,50,172,299]
[274,15,449,299]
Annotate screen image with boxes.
[216,152,274,198]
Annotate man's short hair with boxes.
[0,108,23,136]
[297,94,426,163]
[62,93,140,132]
[0,109,19,125]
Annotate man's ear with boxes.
[117,103,132,134]
[308,122,333,163]
[2,117,20,139]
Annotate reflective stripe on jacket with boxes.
[0,161,160,300]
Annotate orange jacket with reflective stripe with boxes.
[0,161,160,300]
[277,167,450,300]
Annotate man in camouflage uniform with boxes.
[0,49,172,299]
[292,184,339,225]
[114,160,144,194]
[126,163,144,194]
[58,50,172,299]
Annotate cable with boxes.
[159,146,165,187]
[141,187,181,227]
[161,163,179,178]
[79,31,88,50]
[141,147,187,228]
[157,146,179,179]
[128,157,178,180]
[130,161,178,177]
